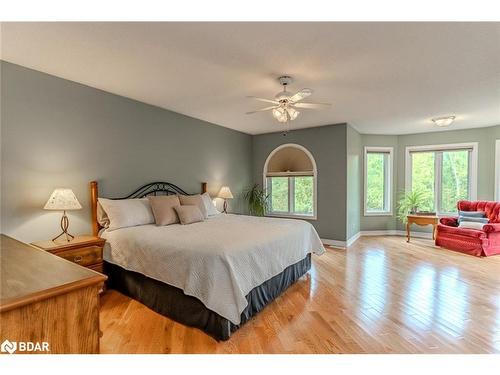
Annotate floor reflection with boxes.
[308,262,318,297]
[357,248,388,325]
[435,268,469,336]
[402,263,469,337]
[404,265,437,330]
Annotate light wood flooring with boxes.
[99,236,500,353]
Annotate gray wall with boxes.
[360,126,500,232]
[346,125,361,239]
[252,124,348,241]
[1,61,253,243]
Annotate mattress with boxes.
[101,214,324,324]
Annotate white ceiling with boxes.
[1,22,499,135]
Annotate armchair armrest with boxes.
[482,223,500,233]
[440,217,458,226]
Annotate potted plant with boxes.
[243,184,269,216]
[396,190,428,224]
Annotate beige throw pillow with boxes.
[174,205,204,225]
[178,194,208,219]
[148,195,181,226]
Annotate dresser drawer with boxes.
[56,246,103,266]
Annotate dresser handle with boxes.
[74,255,83,263]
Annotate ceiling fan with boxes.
[246,76,331,125]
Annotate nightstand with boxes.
[31,235,105,273]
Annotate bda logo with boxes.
[0,339,49,353]
[1,339,17,354]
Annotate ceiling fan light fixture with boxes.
[277,115,288,123]
[272,107,285,119]
[432,115,455,127]
[247,75,331,126]
[287,107,299,120]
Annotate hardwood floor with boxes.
[99,236,500,354]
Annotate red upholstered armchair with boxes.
[435,200,500,257]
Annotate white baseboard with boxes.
[322,230,433,249]
[347,231,361,247]
[360,230,433,240]
[321,238,347,249]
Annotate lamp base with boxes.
[222,199,228,214]
[52,211,75,242]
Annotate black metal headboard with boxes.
[112,181,190,199]
[90,180,207,236]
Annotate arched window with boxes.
[263,143,317,219]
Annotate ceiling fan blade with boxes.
[289,88,313,103]
[247,96,279,104]
[293,102,331,109]
[246,106,277,115]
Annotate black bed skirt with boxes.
[104,254,311,341]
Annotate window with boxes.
[405,143,478,214]
[264,144,317,219]
[364,147,393,215]
[266,175,314,216]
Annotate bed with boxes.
[90,181,325,340]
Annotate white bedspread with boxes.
[101,214,325,324]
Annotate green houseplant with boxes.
[243,184,269,216]
[396,190,428,224]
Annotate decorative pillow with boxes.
[178,194,208,219]
[174,205,204,225]
[458,210,486,218]
[458,221,486,230]
[458,210,486,224]
[148,195,181,226]
[458,216,489,224]
[98,198,155,231]
[201,192,220,216]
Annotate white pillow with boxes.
[98,198,155,231]
[96,201,110,228]
[201,192,220,216]
[458,221,486,230]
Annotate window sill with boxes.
[265,213,317,221]
[363,212,393,217]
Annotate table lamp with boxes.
[44,188,82,242]
[218,186,233,214]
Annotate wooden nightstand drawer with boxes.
[55,245,102,266]
[87,262,104,273]
[31,235,106,273]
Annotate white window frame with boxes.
[363,146,394,216]
[263,143,317,220]
[405,142,478,215]
[495,139,500,201]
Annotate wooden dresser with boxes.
[0,234,107,354]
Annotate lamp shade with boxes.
[44,188,82,210]
[218,186,233,199]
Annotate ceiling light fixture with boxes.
[246,76,331,128]
[432,115,456,127]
